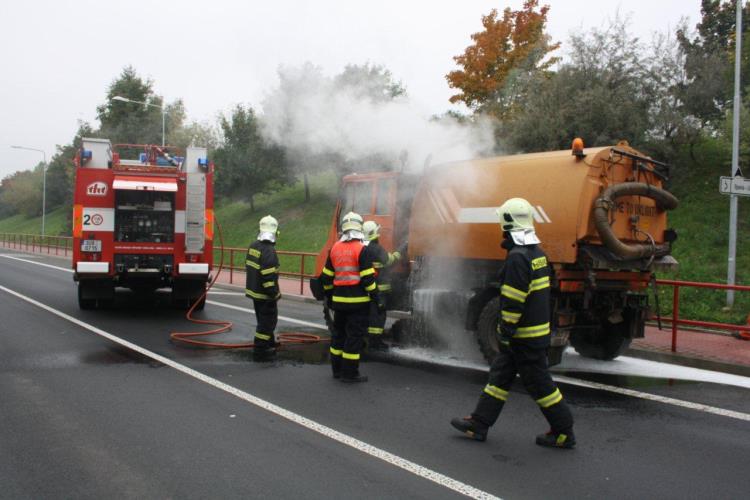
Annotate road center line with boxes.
[0,283,499,500]
[2,252,749,422]
[553,375,750,422]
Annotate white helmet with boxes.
[341,211,364,233]
[497,198,535,232]
[258,215,278,242]
[362,221,381,241]
[259,215,278,233]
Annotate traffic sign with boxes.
[720,176,750,196]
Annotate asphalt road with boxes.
[1,250,748,499]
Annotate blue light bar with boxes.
[81,149,92,160]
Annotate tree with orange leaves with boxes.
[446,0,559,120]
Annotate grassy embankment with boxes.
[0,164,747,323]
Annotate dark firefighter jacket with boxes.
[245,240,280,301]
[319,239,378,311]
[498,242,551,348]
[367,239,400,292]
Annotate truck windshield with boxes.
[114,191,175,243]
[343,181,373,215]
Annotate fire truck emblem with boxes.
[86,182,108,197]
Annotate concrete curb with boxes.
[625,347,750,378]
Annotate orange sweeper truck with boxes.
[72,138,214,310]
[312,140,679,365]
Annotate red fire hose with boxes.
[169,218,327,349]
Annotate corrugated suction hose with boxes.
[593,182,679,260]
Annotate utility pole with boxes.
[727,0,742,307]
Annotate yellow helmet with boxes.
[497,198,535,232]
[362,221,381,241]
[259,215,279,234]
[341,211,364,233]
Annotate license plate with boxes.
[81,240,102,252]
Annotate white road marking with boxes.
[0,284,499,500]
[0,254,74,273]
[207,300,328,331]
[207,291,243,296]
[554,375,750,422]
[2,253,749,423]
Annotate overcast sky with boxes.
[0,0,701,178]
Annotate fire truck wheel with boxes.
[77,283,96,310]
[476,297,501,364]
[570,320,632,360]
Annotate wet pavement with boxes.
[2,248,750,499]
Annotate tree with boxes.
[213,105,290,211]
[677,0,750,126]
[505,14,652,152]
[96,66,185,146]
[0,168,43,218]
[446,0,559,120]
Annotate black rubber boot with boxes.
[535,430,576,449]
[252,346,276,362]
[341,358,368,383]
[331,355,342,379]
[450,416,488,442]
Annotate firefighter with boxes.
[245,215,281,358]
[319,212,379,383]
[362,220,403,351]
[450,198,576,449]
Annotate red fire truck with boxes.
[72,138,214,309]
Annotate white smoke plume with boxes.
[260,63,495,171]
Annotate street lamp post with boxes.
[112,95,166,147]
[11,145,47,236]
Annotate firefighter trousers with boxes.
[368,298,387,336]
[252,299,278,349]
[472,342,573,434]
[330,307,368,377]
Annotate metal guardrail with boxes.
[655,279,750,351]
[0,233,73,256]
[223,246,317,295]
[0,233,316,295]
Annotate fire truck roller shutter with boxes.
[112,176,178,191]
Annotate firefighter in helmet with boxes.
[451,198,576,448]
[362,220,404,351]
[245,215,281,359]
[318,211,379,382]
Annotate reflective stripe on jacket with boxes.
[498,244,552,346]
[245,239,280,301]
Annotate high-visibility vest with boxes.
[330,240,364,286]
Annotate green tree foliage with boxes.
[96,66,185,146]
[213,105,290,211]
[0,167,43,218]
[677,0,750,126]
[505,15,651,152]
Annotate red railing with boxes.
[655,279,750,351]
[0,233,73,256]
[0,233,317,295]
[222,246,317,295]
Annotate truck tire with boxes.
[570,320,632,360]
[476,297,500,363]
[77,283,96,310]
